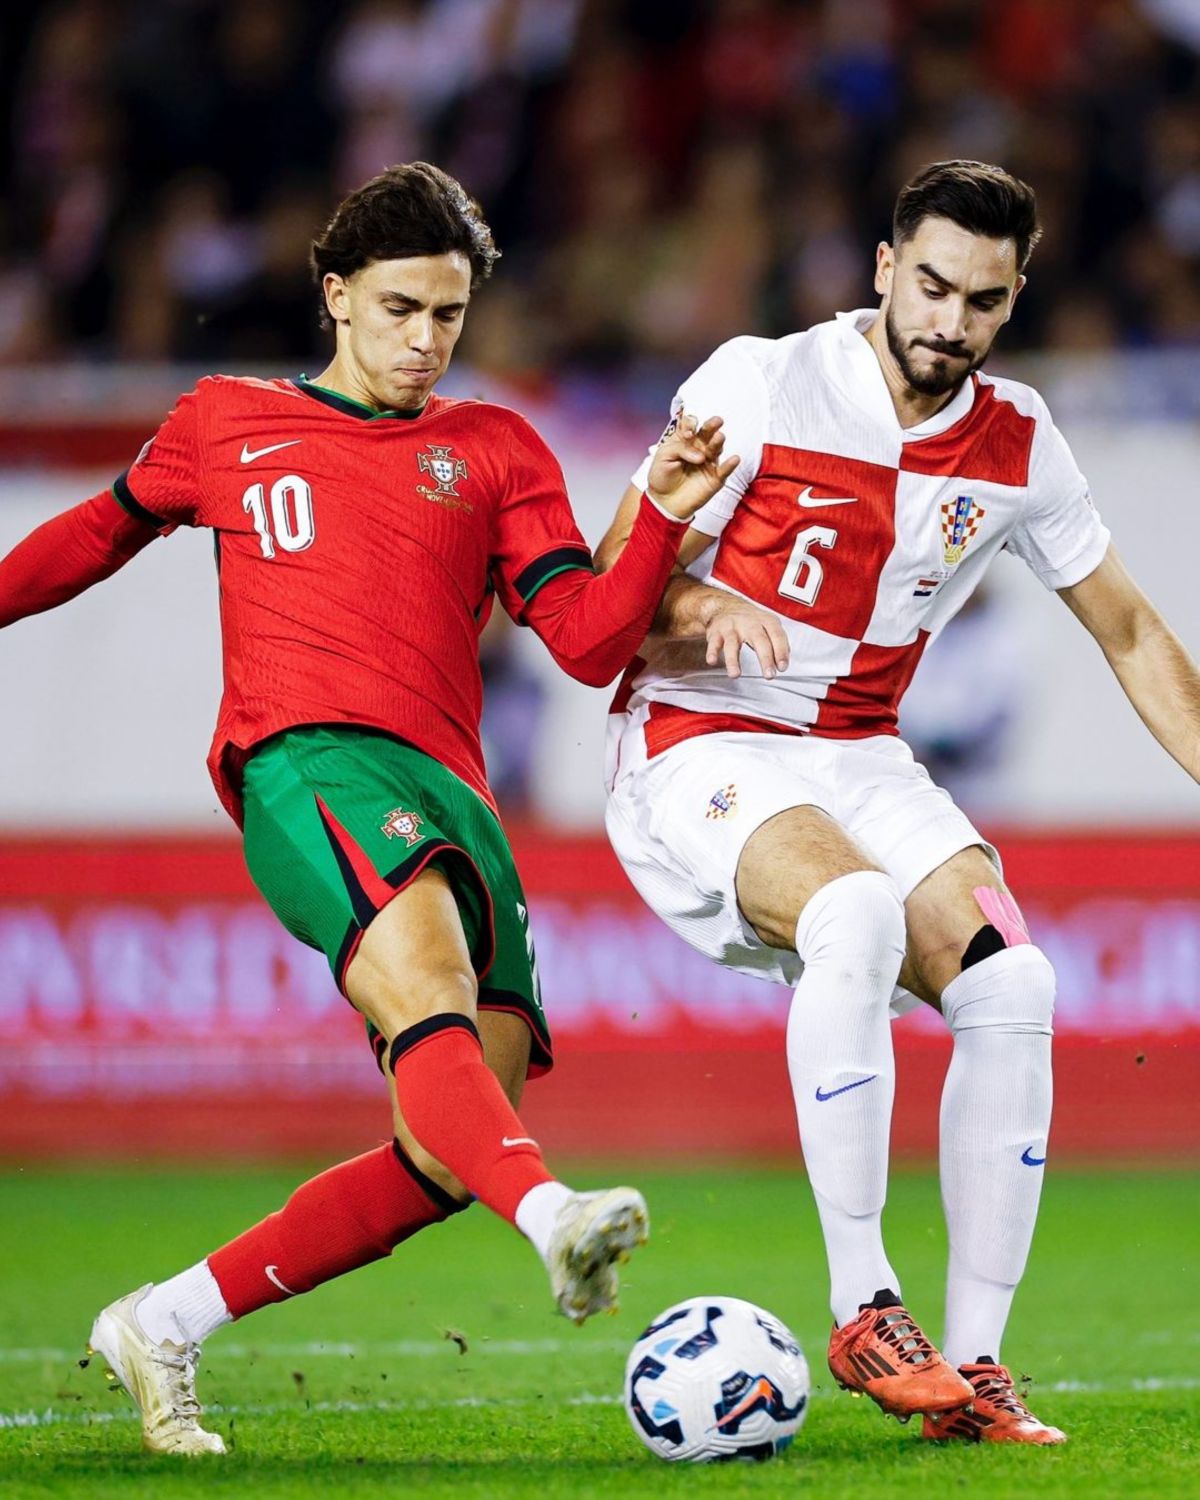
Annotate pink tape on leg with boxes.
[973,886,1031,947]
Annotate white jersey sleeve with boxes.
[631,338,768,539]
[1005,397,1110,589]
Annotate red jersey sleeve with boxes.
[487,412,688,686]
[520,495,688,686]
[113,387,205,531]
[0,490,159,628]
[489,413,595,622]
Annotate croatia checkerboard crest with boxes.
[940,493,986,567]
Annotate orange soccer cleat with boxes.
[922,1361,1067,1444]
[827,1290,973,1420]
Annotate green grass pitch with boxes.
[0,1164,1196,1497]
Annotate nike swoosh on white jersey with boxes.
[240,439,302,463]
[264,1265,298,1296]
[501,1135,539,1148]
[797,485,858,507]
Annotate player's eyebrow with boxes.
[916,263,1008,300]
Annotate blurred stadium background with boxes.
[0,0,1197,1167]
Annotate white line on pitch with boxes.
[0,1337,630,1365]
[2,1378,1199,1431]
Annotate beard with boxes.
[884,305,990,397]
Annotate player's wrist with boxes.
[642,486,686,521]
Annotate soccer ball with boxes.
[623,1295,809,1463]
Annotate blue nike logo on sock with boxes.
[814,1075,878,1102]
[1021,1147,1046,1166]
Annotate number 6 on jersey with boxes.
[778,524,837,606]
[242,475,316,558]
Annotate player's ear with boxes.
[874,242,894,298]
[323,273,351,325]
[1005,273,1027,322]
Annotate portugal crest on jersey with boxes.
[940,493,986,567]
[381,807,425,846]
[417,444,470,507]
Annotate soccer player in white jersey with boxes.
[597,160,1200,1444]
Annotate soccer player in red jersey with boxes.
[599,161,1200,1443]
[0,163,738,1455]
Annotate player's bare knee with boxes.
[736,805,881,950]
[357,967,478,1047]
[942,942,1056,1035]
[794,870,906,993]
[391,1133,471,1208]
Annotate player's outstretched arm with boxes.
[595,488,789,681]
[0,491,160,628]
[1059,543,1200,782]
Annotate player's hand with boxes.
[701,596,790,680]
[646,414,739,521]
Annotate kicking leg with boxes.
[737,806,970,1420]
[904,846,1065,1444]
[349,867,647,1322]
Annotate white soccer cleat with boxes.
[547,1186,649,1324]
[88,1285,225,1456]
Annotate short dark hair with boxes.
[893,160,1041,271]
[310,161,500,318]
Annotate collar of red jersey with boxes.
[293,375,427,421]
[831,308,977,440]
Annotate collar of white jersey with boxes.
[827,308,977,439]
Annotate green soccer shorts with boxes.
[240,724,552,1077]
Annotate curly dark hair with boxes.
[310,162,500,323]
[894,160,1041,270]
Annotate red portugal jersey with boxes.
[110,375,641,821]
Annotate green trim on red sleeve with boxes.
[514,546,594,603]
[111,471,169,530]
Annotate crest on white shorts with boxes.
[381,807,424,846]
[705,784,738,820]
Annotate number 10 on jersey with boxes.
[778,524,837,606]
[242,475,316,558]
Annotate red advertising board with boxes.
[0,830,1197,1162]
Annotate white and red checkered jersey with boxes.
[608,308,1109,780]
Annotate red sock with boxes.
[207,1141,459,1319]
[389,1015,555,1224]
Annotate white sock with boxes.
[135,1261,231,1347]
[515,1180,573,1262]
[786,870,906,1326]
[938,945,1055,1368]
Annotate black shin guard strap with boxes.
[961,923,1007,971]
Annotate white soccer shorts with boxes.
[605,730,999,998]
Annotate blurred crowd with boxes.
[1,0,1198,394]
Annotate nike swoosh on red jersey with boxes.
[240,440,302,463]
[797,486,858,507]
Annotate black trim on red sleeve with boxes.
[514,545,594,603]
[112,471,169,530]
